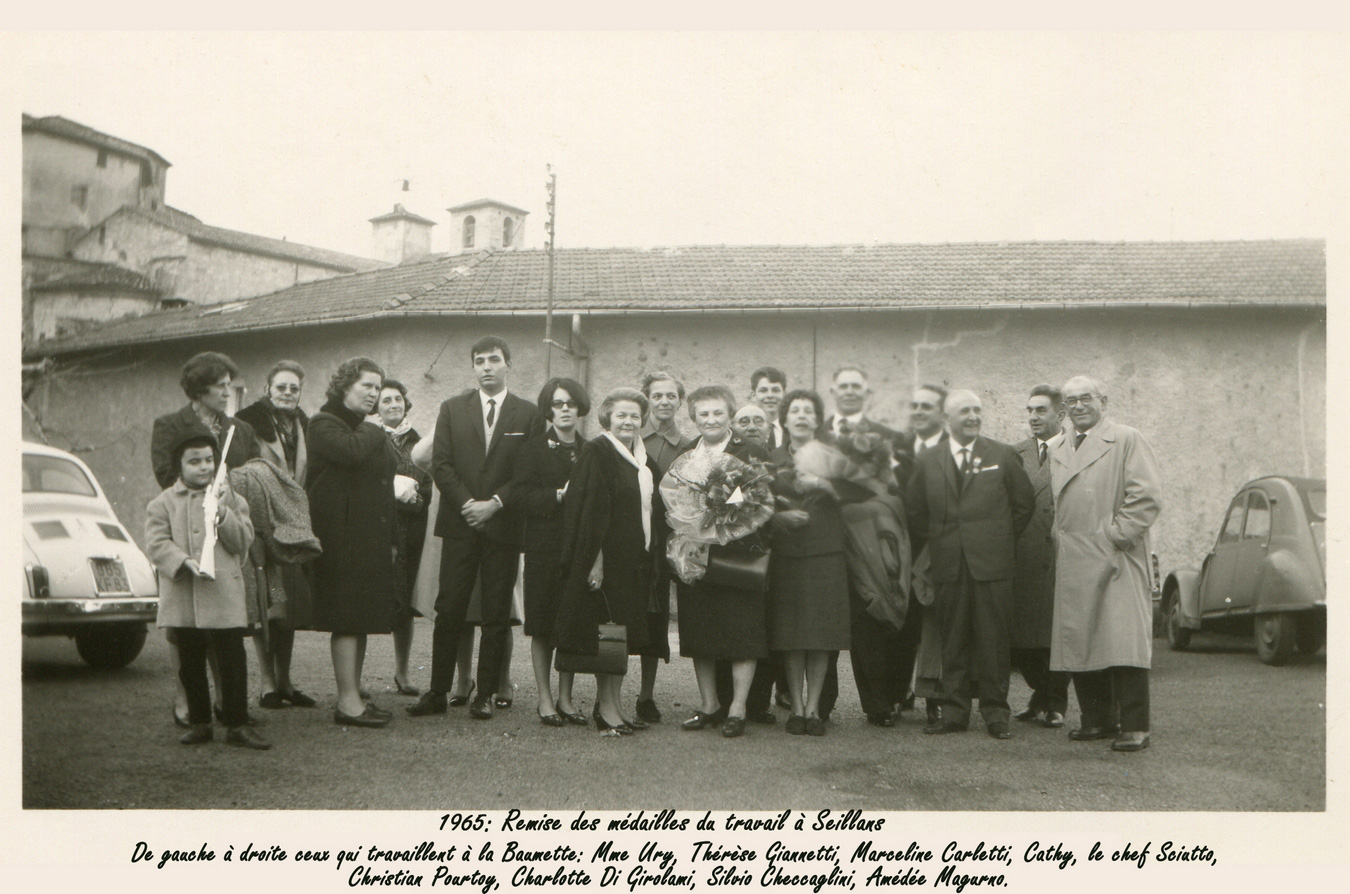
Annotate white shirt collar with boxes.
[479,387,508,408]
[916,430,943,451]
[834,411,864,432]
[949,436,976,462]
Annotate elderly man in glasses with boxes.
[1049,376,1163,753]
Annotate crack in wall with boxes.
[910,313,1011,386]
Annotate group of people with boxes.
[144,336,1162,754]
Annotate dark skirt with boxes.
[767,552,850,652]
[523,549,563,638]
[277,564,314,629]
[676,579,768,661]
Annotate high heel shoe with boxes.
[593,705,633,735]
[448,681,476,708]
[681,706,728,731]
[538,708,565,727]
[557,700,588,726]
[393,678,420,697]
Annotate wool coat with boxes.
[305,399,399,635]
[147,481,254,629]
[1010,435,1060,648]
[1049,419,1163,671]
[151,404,258,490]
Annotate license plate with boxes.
[90,558,131,595]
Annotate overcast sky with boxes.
[11,32,1350,259]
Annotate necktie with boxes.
[1039,442,1048,466]
[486,398,496,429]
[958,446,971,492]
[1074,432,1086,451]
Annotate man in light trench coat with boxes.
[1049,375,1162,753]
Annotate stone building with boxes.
[448,199,528,253]
[23,239,1325,579]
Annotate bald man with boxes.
[906,389,1034,739]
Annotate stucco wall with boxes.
[28,305,1324,582]
[30,290,163,340]
[23,131,164,255]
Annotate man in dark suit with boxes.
[892,384,949,724]
[408,336,539,720]
[821,366,908,726]
[1010,385,1071,728]
[907,389,1034,739]
[749,366,787,450]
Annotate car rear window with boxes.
[1306,490,1326,519]
[23,454,97,497]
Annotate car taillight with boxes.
[27,564,51,598]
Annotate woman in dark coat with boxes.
[554,387,663,734]
[151,350,260,728]
[768,389,853,736]
[306,357,399,729]
[234,359,317,710]
[374,378,433,697]
[666,385,771,738]
[516,377,590,726]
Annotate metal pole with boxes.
[543,166,557,380]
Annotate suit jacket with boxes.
[1048,420,1162,671]
[151,404,259,490]
[905,435,1034,584]
[431,388,540,544]
[1011,435,1060,647]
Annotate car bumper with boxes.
[23,597,157,635]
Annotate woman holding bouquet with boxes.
[662,385,774,738]
[554,387,664,734]
[768,390,855,736]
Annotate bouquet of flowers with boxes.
[660,450,775,584]
[834,419,895,481]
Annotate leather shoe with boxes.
[636,698,662,723]
[1111,731,1151,752]
[225,726,271,750]
[926,702,940,726]
[1069,724,1121,741]
[1013,707,1040,723]
[557,700,588,726]
[447,681,476,707]
[867,713,895,728]
[406,691,448,716]
[468,696,494,720]
[681,707,727,731]
[748,710,777,725]
[282,689,317,708]
[1042,711,1065,729]
[924,721,968,735]
[393,678,420,697]
[623,716,649,731]
[334,705,391,728]
[785,715,807,735]
[538,709,565,727]
[364,702,393,720]
[593,708,633,735]
[179,723,212,745]
[259,691,287,709]
[722,715,746,738]
[987,721,1012,740]
[805,716,826,737]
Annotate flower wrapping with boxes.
[660,450,775,584]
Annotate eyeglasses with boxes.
[1064,394,1096,407]
[272,384,301,393]
[551,399,578,409]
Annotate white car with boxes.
[22,442,157,667]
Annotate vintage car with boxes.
[22,442,158,668]
[1162,475,1325,665]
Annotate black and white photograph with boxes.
[4,24,1345,891]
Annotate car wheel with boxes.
[1165,592,1192,650]
[1254,613,1297,666]
[1295,614,1326,657]
[75,623,147,669]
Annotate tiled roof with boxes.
[28,259,158,293]
[90,205,388,273]
[447,198,530,215]
[23,113,171,168]
[27,240,1325,357]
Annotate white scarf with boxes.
[603,431,653,550]
[382,417,415,440]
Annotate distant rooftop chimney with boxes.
[369,203,436,265]
[446,199,529,254]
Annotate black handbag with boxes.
[703,542,771,592]
[555,588,628,675]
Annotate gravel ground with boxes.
[22,619,1324,810]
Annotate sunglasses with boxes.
[273,384,301,393]
[551,399,578,409]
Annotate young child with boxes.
[146,431,268,749]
